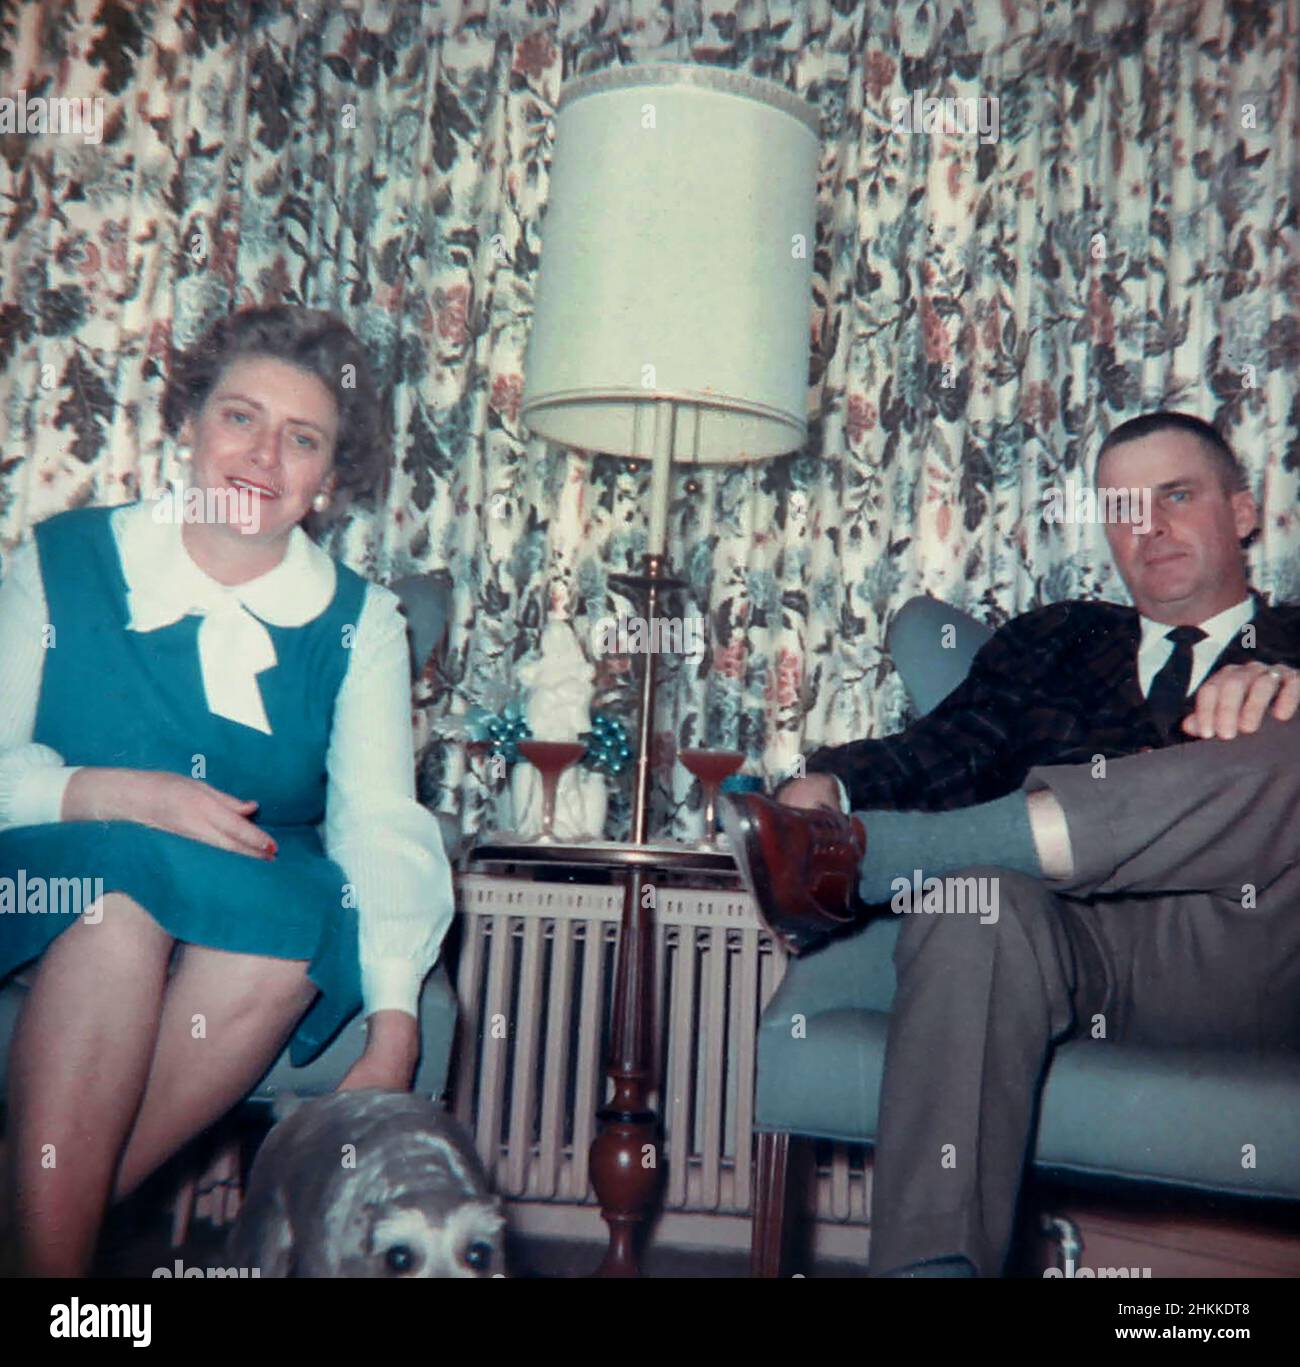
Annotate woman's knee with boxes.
[242,957,317,1016]
[59,891,172,966]
[171,947,317,1025]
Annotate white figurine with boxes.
[511,620,608,840]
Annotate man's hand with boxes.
[336,1009,420,1092]
[1183,662,1300,740]
[773,773,842,810]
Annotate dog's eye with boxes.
[464,1240,494,1271]
[385,1244,418,1274]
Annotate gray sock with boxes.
[854,791,1040,905]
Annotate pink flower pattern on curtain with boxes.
[1,1,1297,841]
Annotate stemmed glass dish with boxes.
[516,740,588,843]
[678,748,745,849]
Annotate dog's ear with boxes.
[431,1109,496,1195]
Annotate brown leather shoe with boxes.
[721,793,868,955]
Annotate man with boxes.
[723,411,1300,1277]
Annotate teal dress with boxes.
[0,506,368,1064]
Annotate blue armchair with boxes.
[750,594,1300,1276]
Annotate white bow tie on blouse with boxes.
[118,501,337,735]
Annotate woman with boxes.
[0,305,453,1276]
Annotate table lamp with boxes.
[521,62,820,843]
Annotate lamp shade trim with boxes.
[521,388,807,463]
[521,387,806,426]
[558,62,822,139]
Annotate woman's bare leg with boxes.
[110,945,318,1204]
[5,893,174,1276]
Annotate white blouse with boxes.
[0,503,454,1022]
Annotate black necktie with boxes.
[1146,625,1208,738]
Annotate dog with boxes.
[227,1090,505,1277]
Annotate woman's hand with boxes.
[336,1010,420,1092]
[63,768,276,860]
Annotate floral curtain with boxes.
[2,0,1297,842]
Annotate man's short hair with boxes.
[1095,411,1249,495]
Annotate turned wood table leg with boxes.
[589,867,660,1277]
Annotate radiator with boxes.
[451,873,873,1245]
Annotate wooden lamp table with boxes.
[464,835,741,1277]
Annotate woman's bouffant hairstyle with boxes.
[161,305,387,529]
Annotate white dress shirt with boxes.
[0,503,453,1020]
[827,594,1259,813]
[1136,595,1256,696]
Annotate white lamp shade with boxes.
[522,64,820,464]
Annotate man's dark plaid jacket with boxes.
[804,591,1300,813]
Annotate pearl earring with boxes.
[312,491,331,513]
[177,443,193,463]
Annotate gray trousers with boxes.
[864,714,1300,1277]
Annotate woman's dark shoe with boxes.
[720,794,869,955]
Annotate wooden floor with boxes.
[96,1207,873,1279]
[72,1120,1300,1279]
[1026,1192,1300,1279]
[94,1197,1299,1279]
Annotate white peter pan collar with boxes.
[112,500,337,734]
